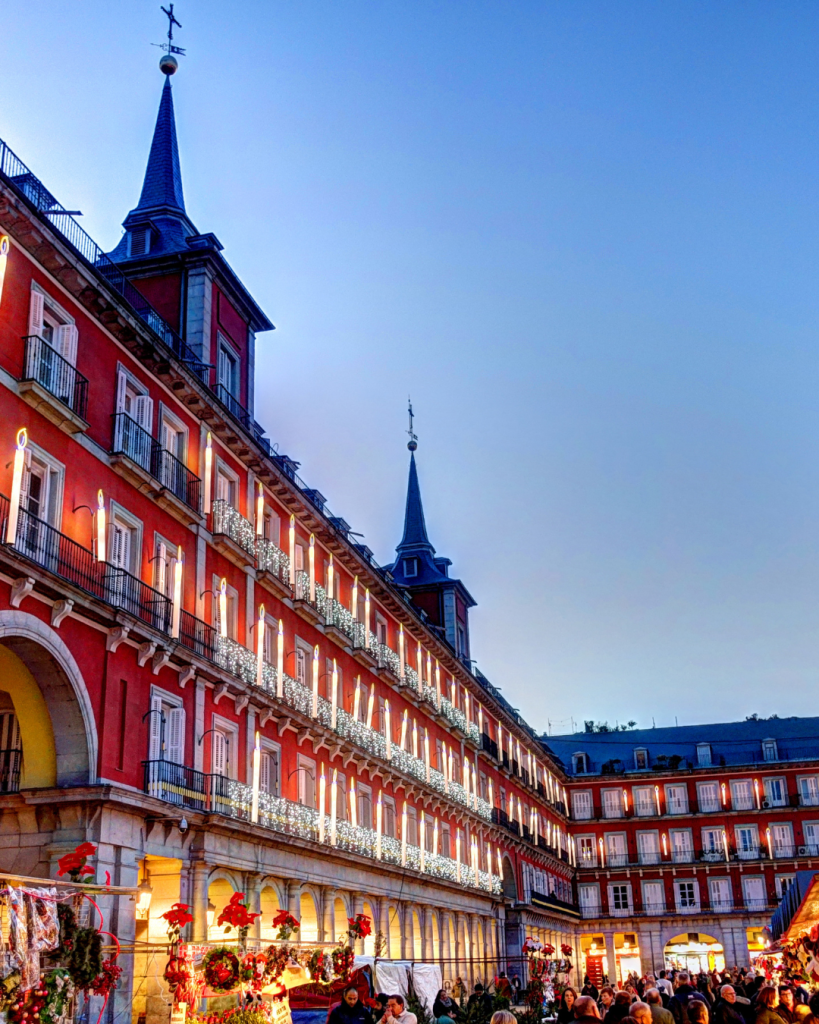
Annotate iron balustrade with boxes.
[0,749,22,793]
[0,494,172,634]
[211,499,256,556]
[111,413,201,512]
[179,610,217,663]
[256,537,291,587]
[22,335,89,420]
[0,140,208,382]
[214,384,252,430]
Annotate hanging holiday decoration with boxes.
[203,947,242,993]
[272,910,300,941]
[162,903,194,942]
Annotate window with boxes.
[441,822,451,857]
[608,883,631,917]
[775,875,794,900]
[159,406,187,479]
[709,878,732,912]
[215,464,238,507]
[804,822,819,855]
[265,510,281,547]
[633,786,654,817]
[731,779,754,811]
[578,884,600,917]
[674,880,699,912]
[665,784,688,815]
[577,836,597,867]
[108,503,142,579]
[128,226,151,257]
[153,535,178,599]
[295,646,308,686]
[602,789,623,819]
[572,791,593,820]
[764,777,787,807]
[696,743,712,766]
[358,784,373,830]
[762,739,778,762]
[406,806,418,846]
[217,337,239,398]
[457,624,467,657]
[642,880,665,914]
[114,368,153,467]
[403,557,418,578]
[572,752,589,774]
[771,823,793,857]
[636,831,660,865]
[742,876,766,910]
[798,776,819,807]
[259,742,280,796]
[670,829,693,863]
[605,833,627,866]
[697,781,720,813]
[735,825,759,858]
[701,827,723,860]
[375,615,387,647]
[148,688,185,764]
[16,444,64,558]
[211,718,238,778]
[634,748,649,770]
[383,796,396,838]
[29,285,78,365]
[297,755,316,808]
[336,773,347,821]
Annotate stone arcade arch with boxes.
[501,855,518,901]
[0,610,97,786]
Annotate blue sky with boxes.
[4,1,819,732]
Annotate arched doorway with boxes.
[362,900,376,956]
[501,856,517,901]
[334,896,349,944]
[412,908,422,959]
[664,932,725,973]
[0,612,97,788]
[260,885,282,941]
[300,890,318,942]
[389,904,401,958]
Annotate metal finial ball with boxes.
[408,440,417,452]
[160,53,179,75]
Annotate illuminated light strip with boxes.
[0,236,9,308]
[251,731,261,823]
[96,489,107,562]
[171,545,183,639]
[203,433,213,514]
[218,578,227,638]
[255,482,264,535]
[256,605,265,690]
[7,429,27,544]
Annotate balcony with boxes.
[736,846,761,861]
[606,853,630,868]
[773,844,797,859]
[798,792,819,807]
[142,759,502,895]
[1,497,171,634]
[638,851,661,865]
[671,849,695,864]
[0,749,22,793]
[256,538,292,599]
[19,335,89,433]
[580,904,602,920]
[211,498,256,566]
[293,570,326,626]
[634,801,654,817]
[111,413,202,523]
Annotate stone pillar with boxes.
[287,880,299,917]
[603,929,617,987]
[732,926,751,969]
[423,906,434,962]
[378,897,389,958]
[721,925,737,969]
[442,912,452,981]
[353,895,365,954]
[322,887,336,944]
[245,873,263,942]
[192,861,209,943]
[402,903,413,959]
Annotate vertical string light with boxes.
[6,429,27,544]
[416,644,423,696]
[488,778,494,808]
[478,704,484,737]
[350,778,358,827]
[171,545,183,639]
[309,534,316,604]
[400,710,409,751]
[366,682,375,729]
[443,742,450,793]
[426,652,432,697]
[288,515,296,586]
[364,588,371,648]
[376,791,383,860]
[721,782,728,807]
[722,828,729,863]
[353,677,361,721]
[424,728,431,783]
[420,810,426,872]
[218,579,227,638]
[255,481,264,536]
[398,624,405,679]
[276,620,284,698]
[765,826,773,859]
[435,661,441,707]
[256,604,265,689]
[251,731,261,823]
[95,490,107,562]
[433,817,439,857]
[331,659,338,729]
[496,847,503,880]
[0,236,9,307]
[327,554,334,616]
[203,432,212,514]
[754,779,761,809]
[598,837,606,867]
[412,720,418,759]
[455,830,462,883]
[319,764,326,843]
[385,700,392,759]
[401,802,408,866]
[351,576,359,630]
[312,645,319,718]
[654,784,661,815]
[330,768,338,846]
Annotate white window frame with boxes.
[665,782,689,815]
[636,830,661,865]
[576,835,597,867]
[211,713,238,779]
[742,875,766,910]
[148,685,185,764]
[731,778,754,811]
[763,776,787,807]
[697,780,720,813]
[216,332,240,398]
[674,878,700,913]
[709,876,733,912]
[633,747,649,770]
[297,753,317,808]
[22,441,65,529]
[696,742,712,767]
[108,501,143,575]
[259,737,281,796]
[642,879,665,915]
[572,752,589,774]
[158,402,189,461]
[771,822,794,857]
[571,790,593,820]
[607,882,632,917]
[212,573,239,640]
[578,883,601,917]
[31,282,77,365]
[735,823,759,858]
[633,786,654,817]
[670,828,694,863]
[152,532,178,599]
[762,738,778,762]
[214,456,240,508]
[601,788,623,819]
[797,775,819,807]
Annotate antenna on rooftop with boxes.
[154,3,186,75]
[407,397,418,452]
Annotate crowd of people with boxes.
[553,970,819,1024]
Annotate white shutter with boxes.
[156,541,167,595]
[55,324,78,365]
[149,693,163,761]
[28,291,44,337]
[133,394,154,433]
[260,752,271,794]
[212,731,227,776]
[116,371,127,413]
[166,706,185,765]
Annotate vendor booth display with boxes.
[766,870,819,984]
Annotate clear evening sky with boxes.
[4,2,819,732]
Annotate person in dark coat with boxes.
[777,989,799,1024]
[434,992,461,1021]
[669,973,710,1024]
[557,989,579,1024]
[753,987,784,1024]
[329,987,374,1024]
[467,986,492,1015]
[583,980,601,1002]
[713,986,747,1024]
[605,991,635,1024]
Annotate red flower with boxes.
[57,843,97,880]
[347,913,371,940]
[216,893,260,931]
[163,903,194,929]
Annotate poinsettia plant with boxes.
[162,903,194,941]
[347,914,371,941]
[57,842,96,882]
[542,943,555,955]
[272,910,300,941]
[560,943,573,957]
[217,893,260,932]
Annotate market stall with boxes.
[764,870,819,985]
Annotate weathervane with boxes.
[154,3,185,75]
[407,397,418,452]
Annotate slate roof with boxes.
[388,451,452,587]
[543,717,819,775]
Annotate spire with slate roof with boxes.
[135,76,185,215]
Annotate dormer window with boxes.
[762,739,778,762]
[696,743,712,767]
[634,748,649,770]
[403,557,418,578]
[127,227,151,257]
[573,752,589,774]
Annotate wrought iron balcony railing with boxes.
[0,749,22,793]
[111,413,201,512]
[256,537,291,587]
[22,335,89,420]
[211,499,256,556]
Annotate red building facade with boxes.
[0,66,579,1022]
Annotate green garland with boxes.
[203,947,241,993]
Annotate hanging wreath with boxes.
[164,955,190,991]
[264,944,293,983]
[529,958,549,981]
[203,947,241,993]
[307,948,332,983]
[331,944,355,979]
